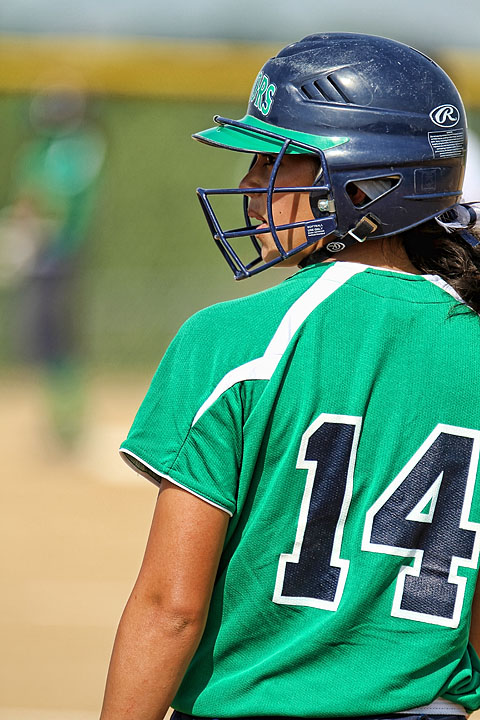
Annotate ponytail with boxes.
[401,205,480,315]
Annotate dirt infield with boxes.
[2,371,480,719]
[0,371,158,716]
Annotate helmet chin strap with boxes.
[299,214,380,268]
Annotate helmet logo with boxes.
[250,71,277,117]
[429,104,460,128]
[326,241,345,253]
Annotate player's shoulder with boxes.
[178,264,328,349]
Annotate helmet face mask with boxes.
[197,117,340,279]
[193,33,467,279]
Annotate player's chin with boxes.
[257,231,295,266]
[259,243,290,267]
[258,235,310,268]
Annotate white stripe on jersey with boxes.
[191,262,463,428]
[192,262,365,427]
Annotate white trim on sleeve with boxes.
[119,447,233,516]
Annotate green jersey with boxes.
[121,261,480,717]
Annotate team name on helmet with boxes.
[249,72,277,117]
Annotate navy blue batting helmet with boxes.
[193,33,467,279]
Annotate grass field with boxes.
[0,93,285,370]
[1,95,479,371]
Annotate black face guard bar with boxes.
[195,116,338,280]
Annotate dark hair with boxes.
[402,220,480,315]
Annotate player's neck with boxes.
[325,236,421,274]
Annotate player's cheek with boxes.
[271,195,291,221]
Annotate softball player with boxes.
[100,33,480,720]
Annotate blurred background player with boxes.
[0,84,106,449]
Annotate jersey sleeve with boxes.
[119,309,246,516]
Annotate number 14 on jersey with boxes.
[273,415,480,628]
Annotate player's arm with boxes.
[100,478,229,720]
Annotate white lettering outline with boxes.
[273,414,362,610]
[362,424,480,627]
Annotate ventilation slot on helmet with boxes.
[326,76,351,103]
[300,73,353,104]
